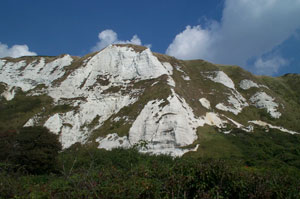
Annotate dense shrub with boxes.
[0,129,17,162]
[2,127,62,174]
[1,147,299,199]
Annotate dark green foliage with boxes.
[0,83,6,94]
[1,127,62,175]
[51,104,72,113]
[0,96,41,120]
[0,129,17,162]
[1,147,299,199]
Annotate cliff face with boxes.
[1,44,299,156]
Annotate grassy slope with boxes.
[259,74,300,131]
[0,90,72,131]
[162,59,300,171]
[186,127,300,170]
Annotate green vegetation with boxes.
[257,75,300,132]
[1,120,299,198]
[0,146,299,199]
[0,88,75,132]
[0,83,6,94]
[0,93,49,131]
[0,127,61,175]
[1,124,300,198]
[190,125,243,159]
[191,127,300,171]
[51,104,73,114]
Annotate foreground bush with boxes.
[0,127,61,174]
[0,147,299,199]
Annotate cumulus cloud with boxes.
[91,29,150,52]
[166,25,214,60]
[166,0,300,75]
[0,42,37,58]
[254,56,288,75]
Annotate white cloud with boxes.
[166,25,214,60]
[166,0,300,75]
[0,42,37,58]
[254,56,288,75]
[91,29,150,52]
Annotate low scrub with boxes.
[0,146,299,199]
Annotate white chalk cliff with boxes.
[0,44,298,156]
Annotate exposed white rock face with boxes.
[222,115,253,132]
[13,45,178,151]
[205,71,248,115]
[0,55,73,94]
[48,45,173,101]
[203,112,226,128]
[250,92,281,118]
[24,118,35,127]
[206,71,235,89]
[167,76,176,87]
[182,75,191,81]
[216,92,248,115]
[151,81,159,86]
[24,115,40,127]
[175,65,191,81]
[223,130,232,134]
[1,85,16,101]
[249,120,298,134]
[199,98,211,109]
[128,91,199,156]
[216,103,232,114]
[223,116,243,128]
[78,45,171,84]
[239,79,259,90]
[44,113,63,134]
[175,65,185,73]
[97,89,227,157]
[162,62,173,75]
[39,45,178,149]
[44,93,138,148]
[96,133,131,150]
[41,45,178,148]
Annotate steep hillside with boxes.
[1,44,299,158]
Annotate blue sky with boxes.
[0,0,299,76]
